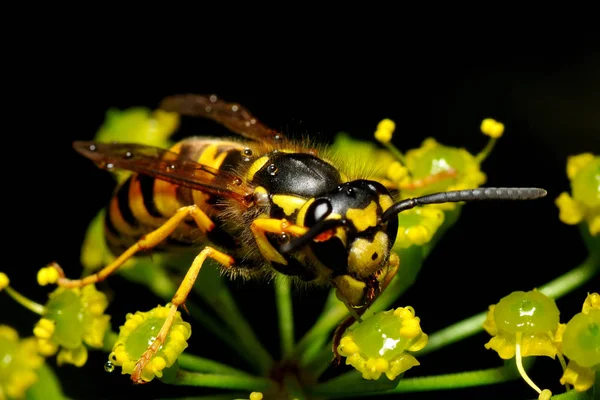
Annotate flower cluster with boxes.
[34,285,111,367]
[0,325,44,399]
[337,306,428,380]
[484,289,600,397]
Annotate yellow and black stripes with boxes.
[103,139,249,255]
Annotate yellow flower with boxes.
[337,306,428,380]
[558,292,600,392]
[555,153,599,236]
[401,137,487,204]
[483,289,560,398]
[33,285,110,367]
[393,205,445,250]
[108,304,191,383]
[0,325,44,399]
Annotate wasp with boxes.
[51,94,547,383]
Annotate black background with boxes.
[2,32,599,400]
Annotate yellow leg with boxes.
[52,205,215,288]
[132,246,234,383]
[250,218,309,265]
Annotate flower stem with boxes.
[515,332,543,395]
[475,138,497,164]
[173,370,272,392]
[416,254,599,356]
[178,353,256,377]
[4,286,45,315]
[275,275,294,359]
[192,264,273,373]
[308,365,521,397]
[382,142,407,165]
[293,300,348,360]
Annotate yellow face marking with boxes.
[378,194,394,213]
[346,201,378,232]
[246,156,269,181]
[272,195,307,216]
[347,231,389,278]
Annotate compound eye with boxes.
[305,198,332,227]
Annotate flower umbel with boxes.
[108,304,191,383]
[483,289,561,399]
[558,292,600,392]
[0,325,44,399]
[337,306,428,380]
[34,285,110,367]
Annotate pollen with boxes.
[249,392,264,400]
[0,272,8,290]
[37,266,60,286]
[374,118,396,144]
[480,118,504,139]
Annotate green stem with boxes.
[173,370,272,392]
[538,254,599,299]
[4,286,45,315]
[192,265,273,373]
[178,353,256,377]
[417,254,599,356]
[475,137,497,164]
[284,373,307,400]
[293,301,348,359]
[275,275,294,359]
[308,365,520,397]
[383,142,407,165]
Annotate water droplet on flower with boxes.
[104,361,115,373]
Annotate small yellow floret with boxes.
[375,119,396,144]
[582,292,600,314]
[480,118,504,138]
[538,389,552,400]
[250,392,264,400]
[37,266,59,286]
[33,318,55,339]
[555,192,584,225]
[0,272,8,290]
[566,153,595,180]
[560,359,596,392]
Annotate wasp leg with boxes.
[132,246,234,384]
[250,218,309,265]
[52,205,215,288]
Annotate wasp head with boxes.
[282,179,399,309]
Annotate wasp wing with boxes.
[159,94,285,143]
[73,141,253,203]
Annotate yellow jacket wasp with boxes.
[46,94,546,383]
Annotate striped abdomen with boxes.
[103,138,247,255]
